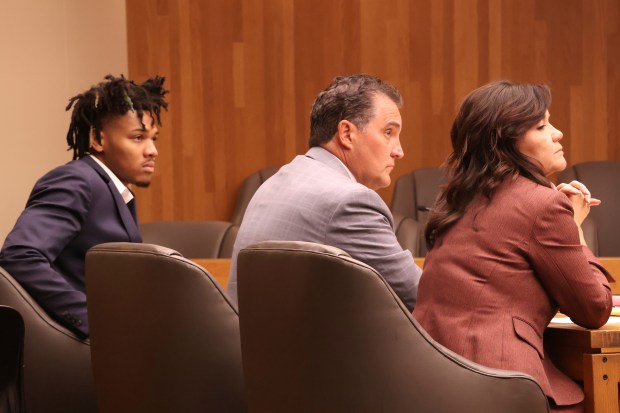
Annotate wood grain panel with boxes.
[126,0,620,223]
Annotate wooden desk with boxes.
[193,258,231,289]
[546,322,620,413]
[545,257,620,413]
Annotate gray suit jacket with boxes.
[228,147,421,310]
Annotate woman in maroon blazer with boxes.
[413,81,612,413]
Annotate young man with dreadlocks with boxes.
[0,74,169,337]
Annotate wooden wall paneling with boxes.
[263,0,297,167]
[359,0,413,202]
[454,0,479,103]
[610,32,620,160]
[487,0,502,80]
[585,1,612,161]
[127,0,172,223]
[423,0,455,172]
[126,0,620,223]
[403,0,453,187]
[541,0,578,167]
[207,0,240,220]
[293,0,363,159]
[236,0,265,178]
[606,0,620,160]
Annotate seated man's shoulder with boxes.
[30,159,108,204]
[38,158,102,185]
[342,182,389,205]
[287,169,382,207]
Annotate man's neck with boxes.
[317,144,356,182]
[88,155,134,203]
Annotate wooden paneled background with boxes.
[126,0,620,223]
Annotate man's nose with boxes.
[146,139,158,157]
[392,139,404,158]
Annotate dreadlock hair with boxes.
[425,80,552,250]
[65,74,169,159]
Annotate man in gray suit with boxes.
[228,74,421,310]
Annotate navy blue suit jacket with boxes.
[0,156,142,336]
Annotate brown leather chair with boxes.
[391,167,445,256]
[0,267,96,413]
[0,306,24,413]
[558,161,620,256]
[237,241,549,413]
[140,220,238,258]
[86,242,246,413]
[230,167,280,226]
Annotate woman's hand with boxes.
[556,181,600,244]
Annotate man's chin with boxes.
[369,180,391,191]
[376,177,391,190]
[134,181,152,188]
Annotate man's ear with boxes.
[90,129,104,154]
[336,120,356,150]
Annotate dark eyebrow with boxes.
[385,121,401,130]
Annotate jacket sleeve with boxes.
[528,190,612,329]
[0,166,91,337]
[326,187,422,311]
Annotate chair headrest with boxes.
[87,242,183,258]
[241,240,351,259]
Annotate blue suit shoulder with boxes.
[29,158,108,202]
[36,157,106,185]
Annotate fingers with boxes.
[556,180,597,204]
[556,183,581,196]
[567,180,592,203]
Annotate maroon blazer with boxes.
[413,175,612,407]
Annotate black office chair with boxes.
[0,305,24,413]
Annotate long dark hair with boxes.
[425,80,552,249]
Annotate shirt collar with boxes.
[329,151,357,182]
[89,155,134,204]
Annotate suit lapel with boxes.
[81,157,143,242]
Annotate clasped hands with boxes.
[556,180,600,226]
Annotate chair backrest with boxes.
[558,161,620,256]
[392,167,445,221]
[393,213,421,257]
[230,167,280,226]
[86,242,246,413]
[0,268,96,413]
[391,167,445,256]
[0,306,24,413]
[237,241,549,413]
[140,220,238,258]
